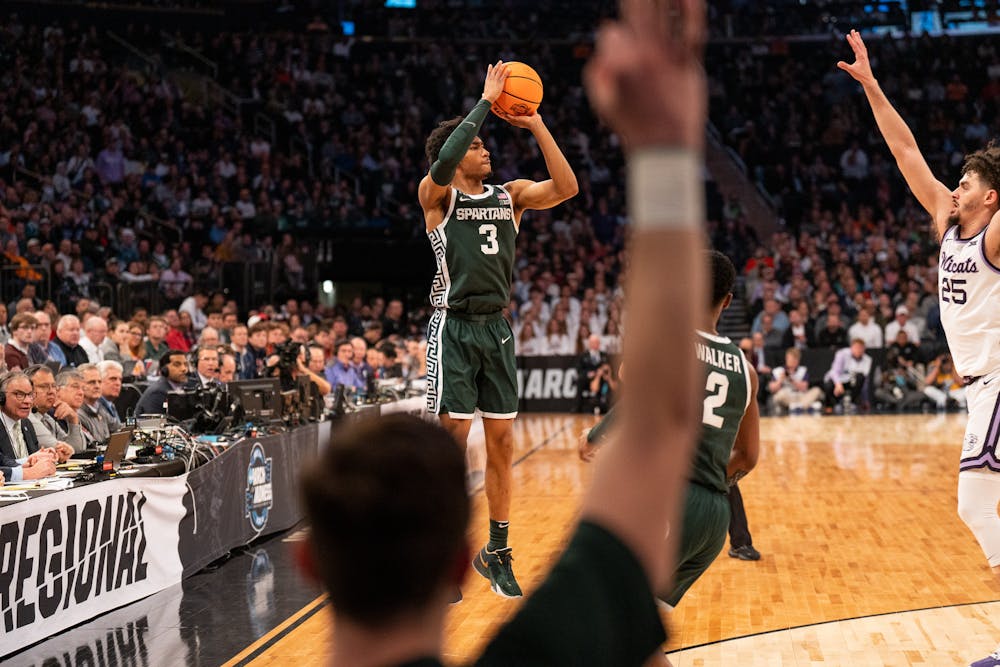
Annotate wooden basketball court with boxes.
[229,412,1000,666]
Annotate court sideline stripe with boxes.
[221,594,329,667]
[223,419,573,665]
[664,596,1000,655]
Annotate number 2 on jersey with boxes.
[479,224,499,255]
[703,371,730,428]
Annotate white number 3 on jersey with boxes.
[479,224,499,255]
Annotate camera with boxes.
[273,340,306,369]
[268,341,307,389]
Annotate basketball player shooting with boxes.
[419,60,578,598]
[839,29,1000,667]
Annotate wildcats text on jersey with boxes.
[454,207,513,221]
[696,342,744,373]
[941,253,979,274]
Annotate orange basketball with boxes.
[493,62,543,117]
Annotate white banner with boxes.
[0,476,189,653]
[11,579,186,667]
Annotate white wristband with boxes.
[627,149,704,230]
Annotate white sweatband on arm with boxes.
[627,149,704,230]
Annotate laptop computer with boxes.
[98,428,134,472]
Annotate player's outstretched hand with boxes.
[836,29,876,87]
[585,0,706,152]
[493,109,542,130]
[481,60,509,104]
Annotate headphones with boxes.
[0,372,12,407]
[0,371,33,408]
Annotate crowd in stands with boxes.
[0,12,316,313]
[0,6,632,373]
[0,290,428,420]
[704,31,999,414]
[709,31,1000,238]
[707,0,909,39]
[3,4,995,418]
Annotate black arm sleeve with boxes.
[429,99,492,186]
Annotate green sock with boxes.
[488,520,509,551]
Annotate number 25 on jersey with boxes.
[941,277,967,304]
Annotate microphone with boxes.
[208,386,225,418]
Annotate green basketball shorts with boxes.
[426,309,518,419]
[661,482,731,606]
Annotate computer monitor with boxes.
[166,392,202,422]
[227,378,283,424]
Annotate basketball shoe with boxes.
[728,545,762,561]
[473,546,523,598]
[970,648,1000,667]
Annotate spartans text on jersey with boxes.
[455,207,513,221]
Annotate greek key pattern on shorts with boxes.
[426,309,444,414]
[428,227,449,308]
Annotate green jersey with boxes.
[693,330,752,493]
[427,184,518,315]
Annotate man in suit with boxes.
[55,369,99,448]
[577,333,611,413]
[97,360,124,430]
[781,309,815,351]
[135,349,190,415]
[229,324,254,380]
[0,371,59,482]
[77,363,112,443]
[26,365,85,452]
[188,346,221,388]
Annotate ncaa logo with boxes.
[245,443,274,531]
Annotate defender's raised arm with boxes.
[837,29,953,238]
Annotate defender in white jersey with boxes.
[840,31,1000,666]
